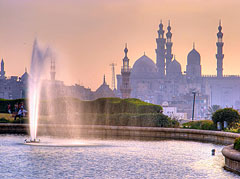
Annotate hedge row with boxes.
[182,120,216,130]
[39,97,162,115]
[0,97,162,114]
[0,113,179,128]
[42,113,179,128]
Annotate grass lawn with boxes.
[0,113,14,122]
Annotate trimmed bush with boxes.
[182,120,216,130]
[212,108,240,128]
[39,97,162,115]
[1,97,176,128]
[234,137,240,151]
[42,113,179,128]
[0,117,9,123]
[11,118,28,124]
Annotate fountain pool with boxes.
[0,135,238,179]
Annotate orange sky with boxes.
[0,0,240,90]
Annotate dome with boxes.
[95,80,115,98]
[187,48,200,65]
[168,59,181,74]
[162,101,169,107]
[132,55,157,74]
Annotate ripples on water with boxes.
[0,135,239,179]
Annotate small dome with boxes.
[168,59,182,74]
[187,48,200,65]
[132,55,157,74]
[95,82,115,98]
[162,101,169,107]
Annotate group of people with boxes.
[7,102,28,120]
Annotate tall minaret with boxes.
[50,58,56,81]
[120,44,131,98]
[156,20,166,77]
[216,20,224,77]
[166,20,173,76]
[0,58,5,79]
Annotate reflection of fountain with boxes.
[25,39,51,143]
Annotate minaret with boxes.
[103,74,106,84]
[120,44,131,98]
[0,58,6,79]
[166,20,173,76]
[216,20,224,77]
[50,58,56,81]
[156,20,166,77]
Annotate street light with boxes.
[192,91,197,121]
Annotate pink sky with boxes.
[0,0,240,90]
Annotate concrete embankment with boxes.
[222,144,240,174]
[0,124,239,144]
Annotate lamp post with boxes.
[192,92,197,121]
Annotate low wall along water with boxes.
[0,124,240,174]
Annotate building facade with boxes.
[117,21,240,119]
[0,59,28,99]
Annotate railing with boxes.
[202,74,240,78]
[121,67,131,73]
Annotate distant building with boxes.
[0,59,28,99]
[94,75,115,99]
[0,57,115,101]
[162,101,187,120]
[117,21,240,119]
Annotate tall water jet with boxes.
[26,39,52,142]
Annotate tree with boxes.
[212,108,240,128]
[208,105,221,115]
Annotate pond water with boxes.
[0,135,238,179]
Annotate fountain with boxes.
[24,39,85,145]
[25,39,52,143]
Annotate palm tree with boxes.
[208,105,221,116]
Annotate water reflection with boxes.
[0,135,238,179]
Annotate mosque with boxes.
[117,21,240,119]
[2,21,240,120]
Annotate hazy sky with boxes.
[0,0,240,90]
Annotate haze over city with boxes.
[0,0,240,90]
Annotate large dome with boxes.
[132,55,157,74]
[187,48,200,65]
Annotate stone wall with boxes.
[222,144,240,174]
[0,124,239,145]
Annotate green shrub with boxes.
[182,120,216,130]
[0,117,9,123]
[212,108,240,129]
[46,113,178,128]
[234,137,240,151]
[40,97,162,115]
[11,118,28,124]
[0,97,169,127]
